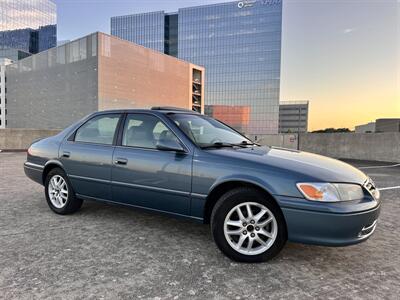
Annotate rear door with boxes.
[111,113,193,216]
[60,113,122,200]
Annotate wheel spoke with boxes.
[246,204,253,219]
[254,209,267,223]
[236,207,245,221]
[50,178,57,189]
[59,181,66,189]
[259,229,273,239]
[255,236,267,246]
[226,220,242,227]
[236,235,246,248]
[247,238,254,250]
[258,217,273,227]
[226,229,242,235]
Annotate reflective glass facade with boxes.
[0,48,30,61]
[111,0,282,134]
[111,11,165,53]
[0,0,56,56]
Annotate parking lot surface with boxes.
[0,152,399,299]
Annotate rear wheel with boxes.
[211,187,287,262]
[45,168,82,214]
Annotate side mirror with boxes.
[156,139,186,153]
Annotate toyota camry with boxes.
[24,107,381,262]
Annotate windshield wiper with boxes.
[233,141,260,147]
[200,142,236,149]
[201,141,259,149]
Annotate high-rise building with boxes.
[279,101,309,133]
[0,0,57,59]
[111,0,282,134]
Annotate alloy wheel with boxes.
[223,202,278,255]
[48,175,68,209]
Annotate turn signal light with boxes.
[297,184,324,200]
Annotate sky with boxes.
[56,0,399,131]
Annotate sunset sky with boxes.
[57,0,399,131]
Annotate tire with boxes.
[44,167,83,215]
[211,187,287,263]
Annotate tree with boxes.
[312,128,352,133]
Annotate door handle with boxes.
[114,158,128,165]
[62,151,70,158]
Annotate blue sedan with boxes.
[24,107,381,262]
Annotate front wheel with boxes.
[211,187,287,263]
[45,168,83,215]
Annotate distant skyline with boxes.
[55,0,399,131]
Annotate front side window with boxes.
[167,114,254,148]
[75,114,120,145]
[122,114,180,149]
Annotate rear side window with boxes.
[75,114,120,145]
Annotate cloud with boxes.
[343,28,356,34]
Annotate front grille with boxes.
[364,177,380,200]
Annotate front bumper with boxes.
[276,196,381,246]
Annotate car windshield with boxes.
[168,113,255,149]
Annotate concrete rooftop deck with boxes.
[0,152,399,299]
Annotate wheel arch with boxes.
[203,179,284,225]
[42,160,65,184]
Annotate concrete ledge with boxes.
[248,134,299,149]
[2,129,399,163]
[299,132,400,163]
[0,129,61,151]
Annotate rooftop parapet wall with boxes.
[2,130,398,164]
[0,129,60,151]
[299,132,400,163]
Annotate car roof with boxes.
[94,107,200,116]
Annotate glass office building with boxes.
[111,0,282,134]
[111,11,166,53]
[0,0,57,58]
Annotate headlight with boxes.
[296,182,364,202]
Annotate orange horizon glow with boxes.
[301,90,399,132]
[280,0,399,132]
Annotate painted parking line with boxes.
[358,163,400,170]
[378,186,400,191]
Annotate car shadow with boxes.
[70,199,361,266]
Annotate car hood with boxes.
[206,146,368,184]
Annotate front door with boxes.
[111,113,192,216]
[60,113,122,200]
